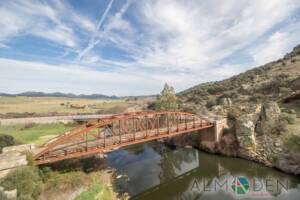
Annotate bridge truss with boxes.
[34,111,213,165]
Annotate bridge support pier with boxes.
[213,118,227,143]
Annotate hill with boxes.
[176,44,300,175]
[179,44,300,113]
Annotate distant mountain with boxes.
[0,91,119,99]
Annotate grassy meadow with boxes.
[0,123,76,146]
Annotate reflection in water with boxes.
[107,142,300,200]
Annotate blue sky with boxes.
[0,0,300,96]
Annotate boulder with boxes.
[255,102,281,135]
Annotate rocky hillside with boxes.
[179,44,300,115]
[177,44,300,175]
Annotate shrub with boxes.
[206,99,217,108]
[25,151,35,166]
[227,107,243,120]
[0,166,43,200]
[284,134,300,151]
[280,113,296,124]
[147,101,159,110]
[0,134,16,153]
[207,86,225,95]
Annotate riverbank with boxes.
[0,153,120,200]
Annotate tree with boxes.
[155,83,179,110]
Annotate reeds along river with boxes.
[107,142,300,200]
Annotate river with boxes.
[107,141,300,200]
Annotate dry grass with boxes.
[0,96,133,116]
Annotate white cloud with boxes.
[1,0,300,95]
[78,0,115,61]
[0,0,95,48]
[130,0,300,72]
[0,58,161,96]
[250,22,300,66]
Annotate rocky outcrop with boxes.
[227,101,300,175]
[255,102,281,135]
[235,115,256,158]
[166,101,300,175]
[205,101,299,175]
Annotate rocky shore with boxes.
[167,101,300,175]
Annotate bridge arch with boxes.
[34,111,213,165]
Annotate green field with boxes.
[0,123,75,146]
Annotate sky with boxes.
[0,0,300,96]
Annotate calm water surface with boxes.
[107,142,300,200]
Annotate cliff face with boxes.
[224,102,300,175]
[177,45,300,175]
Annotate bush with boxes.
[0,166,43,200]
[206,99,217,108]
[280,113,296,124]
[0,134,16,153]
[284,134,300,151]
[147,101,159,110]
[207,86,225,95]
[25,151,35,166]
